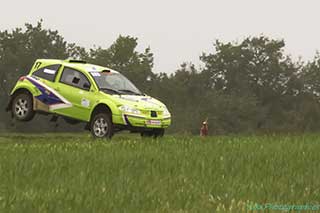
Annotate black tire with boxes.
[154,128,165,138]
[90,113,114,139]
[140,131,154,138]
[141,128,165,138]
[12,93,35,121]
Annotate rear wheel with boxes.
[90,113,114,139]
[12,93,35,121]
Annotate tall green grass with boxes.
[0,133,319,212]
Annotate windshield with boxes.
[90,71,142,95]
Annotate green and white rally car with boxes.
[6,59,171,138]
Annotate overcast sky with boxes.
[1,0,320,73]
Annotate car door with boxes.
[52,67,94,121]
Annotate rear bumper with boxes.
[113,114,171,130]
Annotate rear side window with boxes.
[60,67,91,90]
[32,64,61,82]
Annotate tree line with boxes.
[1,21,320,134]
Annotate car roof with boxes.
[36,59,119,74]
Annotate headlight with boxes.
[119,105,141,115]
[163,107,171,117]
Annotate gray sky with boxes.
[1,0,320,73]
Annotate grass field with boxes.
[0,133,320,212]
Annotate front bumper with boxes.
[113,114,171,129]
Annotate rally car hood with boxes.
[101,92,166,111]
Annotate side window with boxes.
[60,67,91,90]
[32,64,61,82]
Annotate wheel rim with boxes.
[93,117,108,137]
[14,98,29,118]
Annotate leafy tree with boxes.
[200,36,293,98]
[67,43,89,60]
[200,36,307,131]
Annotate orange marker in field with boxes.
[200,118,208,137]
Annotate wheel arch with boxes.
[90,103,113,121]
[12,87,33,96]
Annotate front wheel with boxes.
[12,93,35,121]
[90,113,114,139]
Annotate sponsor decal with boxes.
[26,76,72,110]
[81,98,90,107]
[86,65,99,72]
[120,96,139,102]
[119,95,162,109]
[146,120,161,125]
[43,68,56,75]
[91,72,101,77]
[120,95,150,102]
[141,97,151,101]
[45,90,51,95]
